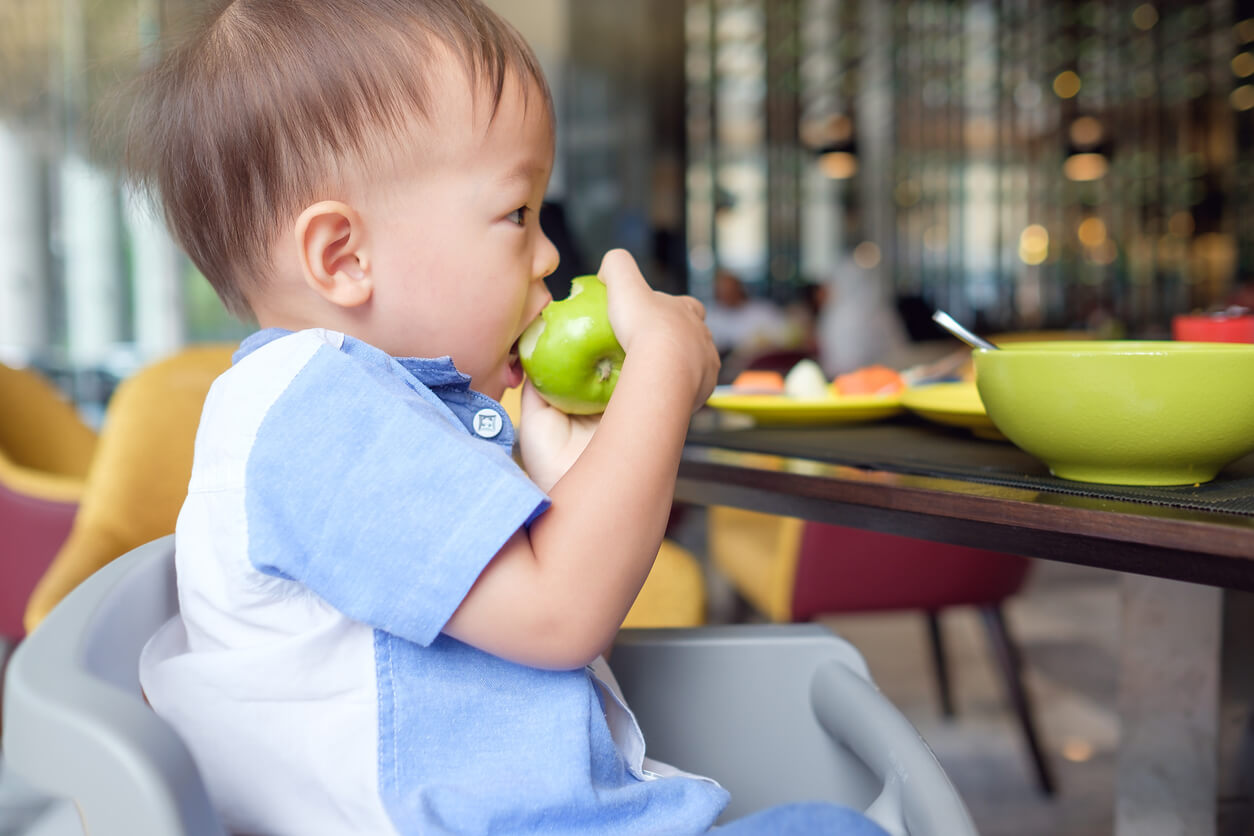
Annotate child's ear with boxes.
[293,201,372,308]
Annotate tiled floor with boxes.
[814,560,1121,836]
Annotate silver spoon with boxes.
[932,310,999,351]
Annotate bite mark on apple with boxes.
[518,319,544,361]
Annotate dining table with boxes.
[675,407,1254,836]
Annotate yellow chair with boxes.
[23,345,235,633]
[0,363,98,648]
[499,386,705,628]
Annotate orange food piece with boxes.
[833,365,905,396]
[731,369,786,393]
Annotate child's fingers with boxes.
[519,379,548,415]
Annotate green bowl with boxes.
[973,341,1254,485]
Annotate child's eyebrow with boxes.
[497,160,547,186]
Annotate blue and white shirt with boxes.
[139,328,728,835]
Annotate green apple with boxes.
[519,275,625,414]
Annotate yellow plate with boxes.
[901,381,1005,440]
[705,389,903,426]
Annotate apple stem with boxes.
[597,357,613,382]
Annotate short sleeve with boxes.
[243,346,548,645]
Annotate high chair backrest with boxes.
[3,536,226,836]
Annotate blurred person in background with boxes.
[814,254,911,377]
[705,269,802,359]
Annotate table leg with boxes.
[1219,590,1254,836]
[1115,575,1222,836]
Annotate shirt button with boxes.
[473,407,503,439]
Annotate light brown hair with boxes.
[126,0,550,319]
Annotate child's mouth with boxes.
[507,338,524,387]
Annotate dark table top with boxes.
[677,415,1254,591]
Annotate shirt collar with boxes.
[235,328,471,390]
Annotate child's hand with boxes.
[599,250,719,413]
[446,252,719,670]
[517,380,600,493]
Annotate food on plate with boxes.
[730,369,786,393]
[519,275,624,414]
[725,360,905,401]
[783,358,831,399]
[833,365,906,396]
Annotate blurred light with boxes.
[1233,52,1254,78]
[1237,19,1254,43]
[1168,211,1195,237]
[1014,80,1042,109]
[1089,240,1118,265]
[1157,234,1187,265]
[965,117,997,151]
[1231,85,1254,111]
[825,113,853,144]
[1053,71,1082,99]
[801,113,853,149]
[894,180,920,207]
[1069,116,1104,148]
[923,226,948,253]
[819,150,859,179]
[1132,4,1158,31]
[1064,152,1109,181]
[1077,217,1107,247]
[1019,224,1049,265]
[852,241,881,269]
[1061,738,1095,763]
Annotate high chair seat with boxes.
[3,536,976,835]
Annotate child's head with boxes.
[129,0,560,396]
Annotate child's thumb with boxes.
[597,249,647,299]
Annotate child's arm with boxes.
[443,249,719,670]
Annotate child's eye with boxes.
[506,206,529,226]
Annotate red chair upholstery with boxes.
[0,363,97,647]
[0,480,79,643]
[791,524,1031,620]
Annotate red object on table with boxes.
[1172,310,1254,343]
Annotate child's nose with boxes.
[534,234,560,280]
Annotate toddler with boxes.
[128,1,889,834]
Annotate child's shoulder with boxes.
[220,328,353,390]
[198,329,350,428]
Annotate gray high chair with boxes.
[2,536,977,836]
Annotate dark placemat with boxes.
[685,417,1254,517]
